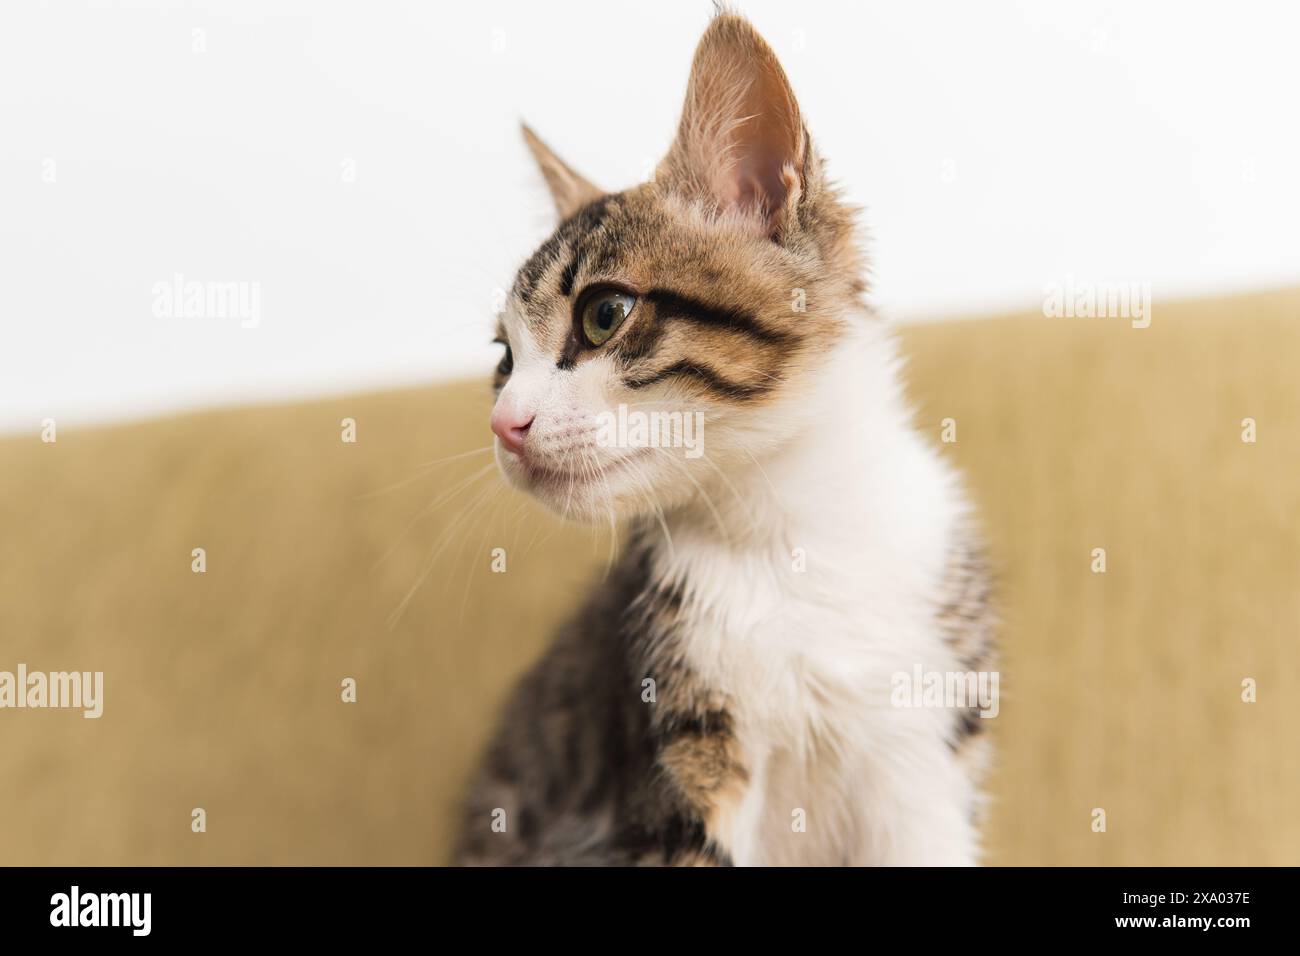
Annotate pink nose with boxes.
[490,400,535,455]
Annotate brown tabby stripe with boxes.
[611,289,791,368]
[558,248,585,298]
[642,289,794,345]
[624,359,773,400]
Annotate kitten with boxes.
[456,11,994,866]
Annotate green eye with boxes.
[580,290,636,347]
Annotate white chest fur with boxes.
[651,326,980,865]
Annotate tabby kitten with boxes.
[456,12,994,866]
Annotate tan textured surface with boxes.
[1,287,1296,865]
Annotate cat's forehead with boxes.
[507,187,793,341]
[511,192,647,311]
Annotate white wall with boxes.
[3,0,1298,430]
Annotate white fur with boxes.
[647,317,979,865]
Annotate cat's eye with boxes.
[579,289,636,347]
[495,340,513,377]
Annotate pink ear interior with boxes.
[659,15,807,236]
[727,132,797,225]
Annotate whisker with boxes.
[357,445,493,501]
[655,447,731,544]
[697,450,760,538]
[387,476,500,628]
[584,443,620,579]
[456,483,508,623]
[740,445,782,503]
[621,453,675,558]
[413,444,496,471]
[370,462,497,571]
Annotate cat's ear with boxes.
[657,14,807,238]
[521,123,603,220]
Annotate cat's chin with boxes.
[495,444,662,524]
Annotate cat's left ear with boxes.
[521,123,603,220]
[657,14,807,238]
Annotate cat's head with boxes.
[491,13,864,523]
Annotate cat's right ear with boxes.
[520,123,603,220]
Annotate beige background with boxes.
[2,287,1296,865]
